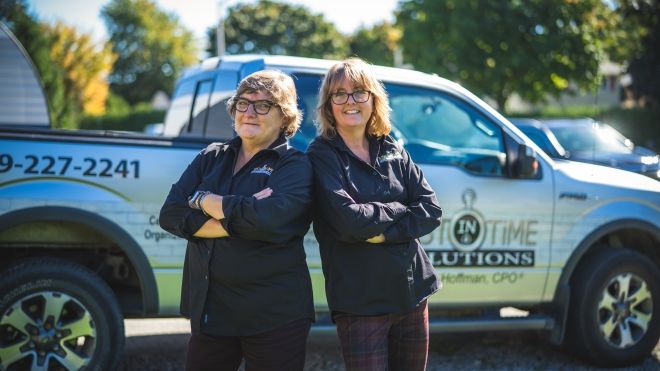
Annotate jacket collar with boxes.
[225,134,289,158]
[324,133,383,153]
[324,133,405,154]
[324,133,394,167]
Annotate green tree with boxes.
[349,22,402,66]
[101,0,198,105]
[1,0,67,126]
[46,22,116,127]
[209,0,348,59]
[618,0,660,106]
[397,0,618,112]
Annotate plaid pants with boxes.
[334,301,429,371]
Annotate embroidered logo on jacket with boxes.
[377,149,403,165]
[251,165,274,175]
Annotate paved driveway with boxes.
[120,319,660,370]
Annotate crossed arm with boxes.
[307,141,441,245]
[193,188,272,238]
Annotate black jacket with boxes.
[160,135,314,336]
[307,134,442,315]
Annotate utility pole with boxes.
[393,47,403,68]
[216,0,227,57]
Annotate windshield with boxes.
[518,126,567,159]
[387,87,502,151]
[550,124,632,155]
[293,73,506,177]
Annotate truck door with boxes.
[386,84,554,304]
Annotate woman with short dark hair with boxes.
[160,70,314,371]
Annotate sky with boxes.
[28,0,399,44]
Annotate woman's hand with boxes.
[253,187,273,200]
[366,234,385,243]
[200,193,224,220]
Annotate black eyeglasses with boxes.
[234,98,278,115]
[330,90,371,105]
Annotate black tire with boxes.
[567,247,660,367]
[0,258,124,371]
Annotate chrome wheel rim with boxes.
[0,291,97,370]
[598,273,653,349]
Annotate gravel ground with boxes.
[119,319,660,371]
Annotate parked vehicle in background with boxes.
[512,118,659,180]
[142,122,164,135]
[1,22,659,370]
[509,118,569,160]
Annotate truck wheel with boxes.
[0,258,124,371]
[568,247,660,367]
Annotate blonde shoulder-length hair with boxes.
[226,70,302,138]
[316,58,391,138]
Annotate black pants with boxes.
[185,318,312,371]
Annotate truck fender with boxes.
[551,218,660,344]
[0,206,158,315]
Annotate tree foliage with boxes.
[2,1,118,128]
[212,0,348,59]
[47,22,116,120]
[397,0,619,112]
[101,0,198,105]
[617,0,660,106]
[349,22,402,66]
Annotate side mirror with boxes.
[516,144,539,178]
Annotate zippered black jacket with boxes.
[160,135,314,336]
[307,134,442,315]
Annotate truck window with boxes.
[181,79,213,137]
[290,74,323,150]
[205,96,234,140]
[163,79,195,136]
[166,78,233,139]
[206,69,239,140]
[387,85,505,176]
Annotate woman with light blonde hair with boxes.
[307,58,442,371]
[316,58,392,139]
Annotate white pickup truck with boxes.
[1,24,659,370]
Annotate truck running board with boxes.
[310,315,554,334]
[428,315,555,332]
